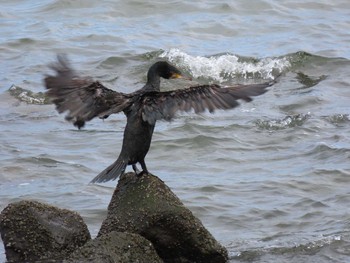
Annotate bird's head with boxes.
[148,61,190,81]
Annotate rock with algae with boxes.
[64,231,162,263]
[0,200,91,262]
[98,172,228,263]
[0,173,228,263]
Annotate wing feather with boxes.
[44,55,131,129]
[141,80,276,125]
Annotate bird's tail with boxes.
[90,156,127,183]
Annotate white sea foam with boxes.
[160,48,290,81]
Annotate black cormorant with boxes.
[45,55,277,183]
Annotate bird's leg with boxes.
[137,160,149,177]
[132,164,140,174]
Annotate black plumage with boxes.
[45,55,277,183]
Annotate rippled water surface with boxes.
[1,1,350,262]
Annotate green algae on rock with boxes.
[99,172,228,263]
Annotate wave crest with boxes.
[159,48,290,82]
[255,114,311,130]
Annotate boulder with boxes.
[0,200,91,262]
[65,231,162,263]
[98,172,228,263]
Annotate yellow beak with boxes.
[171,73,183,79]
[171,73,192,81]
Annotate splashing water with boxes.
[8,85,50,105]
[255,114,311,130]
[160,48,290,82]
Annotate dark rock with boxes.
[0,200,91,262]
[65,231,163,263]
[98,172,228,263]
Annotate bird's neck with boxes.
[143,76,161,91]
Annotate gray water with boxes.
[1,1,350,262]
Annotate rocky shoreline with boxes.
[0,173,228,263]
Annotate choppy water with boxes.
[1,1,350,262]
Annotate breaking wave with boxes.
[160,48,290,81]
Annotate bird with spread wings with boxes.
[45,55,278,183]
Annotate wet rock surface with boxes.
[64,231,162,263]
[0,173,228,263]
[99,172,228,263]
[0,200,91,262]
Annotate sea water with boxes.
[1,1,350,262]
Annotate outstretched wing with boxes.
[141,80,275,125]
[44,55,131,129]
